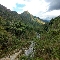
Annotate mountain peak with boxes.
[23,11,30,13]
[21,11,30,15]
[0,4,11,12]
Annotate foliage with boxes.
[34,16,60,60]
[0,4,60,60]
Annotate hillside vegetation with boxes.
[0,4,60,60]
[0,4,45,58]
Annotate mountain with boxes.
[0,4,45,31]
[42,20,50,23]
[0,4,60,60]
[21,11,45,24]
[49,16,60,31]
[20,11,45,32]
[35,16,60,60]
[0,4,45,57]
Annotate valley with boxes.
[0,4,60,60]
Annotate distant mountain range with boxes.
[42,19,50,22]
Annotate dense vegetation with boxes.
[34,16,60,60]
[0,4,44,58]
[0,4,60,60]
[19,16,60,60]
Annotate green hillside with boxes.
[34,16,60,60]
[0,4,60,60]
[0,4,45,58]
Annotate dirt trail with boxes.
[0,50,22,60]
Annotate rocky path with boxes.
[0,50,22,60]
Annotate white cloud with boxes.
[0,0,27,10]
[0,0,60,20]
[38,10,60,20]
[22,0,49,15]
[0,0,16,10]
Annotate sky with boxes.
[0,0,60,20]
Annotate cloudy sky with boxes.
[0,0,60,20]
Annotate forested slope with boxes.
[0,4,45,58]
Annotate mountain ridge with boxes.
[20,11,45,24]
[0,4,45,25]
